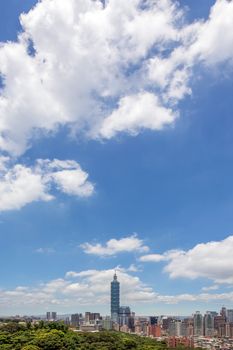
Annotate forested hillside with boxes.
[0,321,197,350]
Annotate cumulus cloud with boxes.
[140,235,233,284]
[189,0,233,66]
[1,268,233,314]
[80,234,149,256]
[99,92,176,139]
[0,0,232,155]
[63,268,156,303]
[37,159,94,197]
[0,268,157,313]
[0,159,94,211]
[0,162,52,211]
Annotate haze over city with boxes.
[0,0,233,318]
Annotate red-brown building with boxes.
[166,337,194,348]
[148,325,162,338]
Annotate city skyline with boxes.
[0,0,233,316]
[1,270,232,319]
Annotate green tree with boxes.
[0,322,25,333]
[123,338,137,349]
[33,329,65,350]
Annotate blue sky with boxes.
[0,0,233,316]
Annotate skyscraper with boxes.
[204,312,214,336]
[71,314,81,328]
[51,312,57,321]
[119,306,131,327]
[194,311,204,336]
[227,309,233,323]
[111,272,120,323]
[220,307,227,320]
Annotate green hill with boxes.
[0,321,197,350]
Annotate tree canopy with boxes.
[0,321,198,350]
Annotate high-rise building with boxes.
[148,325,162,338]
[184,318,194,336]
[220,307,227,320]
[214,315,226,332]
[128,315,135,332]
[102,316,113,330]
[204,312,214,336]
[194,311,204,336]
[162,317,173,331]
[111,272,120,323]
[85,312,91,324]
[227,309,233,323]
[218,323,228,337]
[168,320,186,337]
[149,316,158,325]
[85,312,101,324]
[119,306,131,327]
[51,312,57,321]
[71,314,81,328]
[46,311,57,321]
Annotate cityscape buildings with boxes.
[1,274,233,349]
[46,311,57,321]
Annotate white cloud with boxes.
[156,291,233,305]
[202,285,219,292]
[0,0,232,155]
[0,268,157,313]
[139,253,166,262]
[0,0,181,155]
[37,159,94,197]
[1,268,233,314]
[65,271,80,278]
[127,264,141,272]
[99,92,176,139]
[80,234,149,256]
[0,163,52,211]
[139,249,182,262]
[189,0,233,66]
[140,235,233,284]
[164,236,233,284]
[0,159,94,211]
[35,247,55,254]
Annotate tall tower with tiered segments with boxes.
[111,271,120,323]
